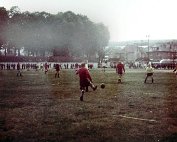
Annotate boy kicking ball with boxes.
[76,62,97,101]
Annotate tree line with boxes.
[0,6,110,62]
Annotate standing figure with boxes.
[144,63,154,83]
[116,61,125,83]
[55,64,60,78]
[76,63,97,101]
[26,63,30,71]
[173,65,177,78]
[17,62,22,77]
[44,62,48,74]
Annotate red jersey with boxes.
[45,63,48,70]
[55,64,60,71]
[116,63,125,74]
[77,67,92,82]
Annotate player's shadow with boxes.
[159,133,177,142]
[145,82,176,85]
[144,82,155,84]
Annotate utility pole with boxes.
[146,35,150,62]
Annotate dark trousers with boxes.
[55,71,60,78]
[144,73,153,83]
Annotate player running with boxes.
[44,62,48,74]
[55,64,60,78]
[116,61,125,83]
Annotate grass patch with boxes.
[0,68,177,142]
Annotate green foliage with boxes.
[0,6,110,58]
[0,7,8,47]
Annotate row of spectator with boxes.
[0,63,94,70]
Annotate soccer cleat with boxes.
[93,86,97,91]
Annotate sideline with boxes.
[116,115,158,123]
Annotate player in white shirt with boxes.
[144,63,154,83]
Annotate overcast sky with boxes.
[1,0,177,41]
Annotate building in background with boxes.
[149,41,177,62]
[107,40,177,64]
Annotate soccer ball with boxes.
[100,83,105,89]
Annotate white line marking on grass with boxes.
[117,115,158,123]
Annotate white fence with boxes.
[0,62,99,70]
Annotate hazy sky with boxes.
[1,0,177,41]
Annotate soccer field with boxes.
[0,68,177,142]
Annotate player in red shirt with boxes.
[76,63,97,101]
[116,61,125,83]
[44,62,48,74]
[55,64,60,78]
